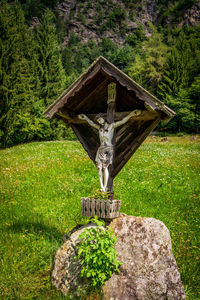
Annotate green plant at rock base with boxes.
[75,216,122,287]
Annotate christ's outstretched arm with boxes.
[78,114,99,130]
[113,109,141,128]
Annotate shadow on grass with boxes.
[5,221,63,242]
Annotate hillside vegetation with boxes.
[0,0,200,148]
[0,137,200,298]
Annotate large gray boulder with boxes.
[103,215,185,300]
[52,215,185,299]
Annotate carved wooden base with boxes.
[81,197,121,219]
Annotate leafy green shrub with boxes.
[76,217,122,287]
[126,33,138,46]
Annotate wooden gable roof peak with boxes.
[44,56,175,121]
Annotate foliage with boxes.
[19,0,59,21]
[157,0,196,25]
[126,24,145,46]
[106,6,126,28]
[157,27,200,133]
[32,8,73,141]
[189,76,200,130]
[174,29,200,88]
[61,35,136,79]
[0,2,74,147]
[162,82,200,133]
[157,47,185,99]
[127,24,168,92]
[90,189,111,200]
[164,89,196,132]
[0,1,39,147]
[126,24,200,133]
[34,9,66,107]
[76,216,122,287]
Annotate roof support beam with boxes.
[56,110,159,124]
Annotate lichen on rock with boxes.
[103,215,186,300]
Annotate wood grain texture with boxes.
[112,117,161,177]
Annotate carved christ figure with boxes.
[78,109,141,192]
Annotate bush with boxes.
[75,217,122,287]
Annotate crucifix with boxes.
[60,83,141,194]
[45,56,174,219]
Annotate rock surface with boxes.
[52,215,185,299]
[52,223,98,298]
[103,215,185,300]
[56,0,200,46]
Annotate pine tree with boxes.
[127,24,168,93]
[164,89,196,132]
[188,76,200,132]
[0,1,39,146]
[34,9,66,107]
[157,28,200,132]
[175,31,198,86]
[158,28,200,100]
[157,47,185,99]
[32,9,70,141]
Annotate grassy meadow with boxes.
[0,136,199,299]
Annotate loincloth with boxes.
[95,145,113,168]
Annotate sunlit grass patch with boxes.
[0,137,199,299]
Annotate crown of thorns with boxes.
[95,114,106,122]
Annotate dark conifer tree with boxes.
[158,29,200,100]
[0,1,39,146]
[157,29,200,133]
[157,47,184,99]
[33,9,70,141]
[34,9,66,107]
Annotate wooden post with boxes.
[107,177,113,195]
[107,82,116,194]
[107,82,116,123]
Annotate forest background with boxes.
[0,0,200,147]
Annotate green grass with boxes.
[0,136,199,299]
